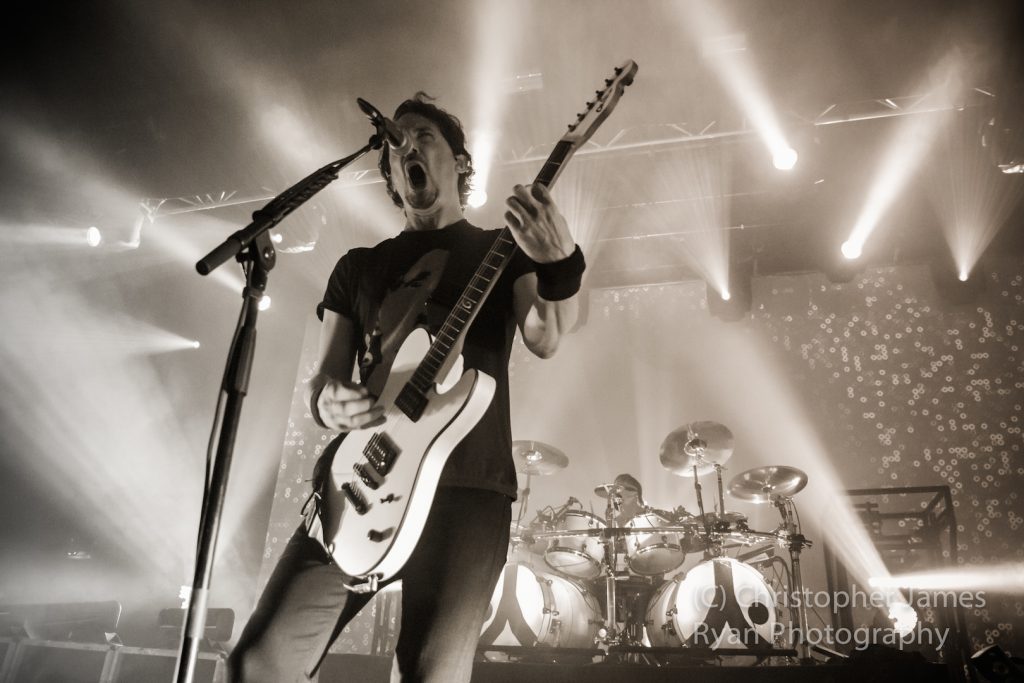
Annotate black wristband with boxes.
[534,245,585,301]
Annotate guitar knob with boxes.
[367,528,394,543]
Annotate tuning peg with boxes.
[605,78,612,85]
[614,67,622,74]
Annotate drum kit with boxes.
[482,423,814,661]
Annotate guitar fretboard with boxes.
[394,140,577,421]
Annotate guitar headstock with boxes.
[563,60,638,148]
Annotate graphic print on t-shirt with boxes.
[362,248,449,397]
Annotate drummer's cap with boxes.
[614,473,643,498]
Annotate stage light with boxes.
[887,601,918,637]
[868,562,1024,592]
[772,146,798,170]
[191,340,201,349]
[467,187,488,209]
[841,240,862,260]
[270,232,283,244]
[85,226,102,247]
[258,296,271,312]
[707,256,752,322]
[844,53,964,266]
[929,259,987,305]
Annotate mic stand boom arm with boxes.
[176,134,383,683]
[196,134,384,275]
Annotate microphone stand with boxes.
[175,133,384,683]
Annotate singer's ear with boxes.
[454,154,470,174]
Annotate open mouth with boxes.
[405,161,427,190]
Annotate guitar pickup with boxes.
[364,432,400,477]
[353,462,381,490]
[341,482,369,515]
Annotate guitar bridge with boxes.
[353,462,381,490]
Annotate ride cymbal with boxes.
[659,421,734,477]
[512,440,568,476]
[727,465,808,503]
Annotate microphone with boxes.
[356,98,413,156]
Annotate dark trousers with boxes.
[229,487,511,683]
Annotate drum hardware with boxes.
[659,422,735,556]
[728,465,813,660]
[512,440,569,536]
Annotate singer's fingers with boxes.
[321,381,371,401]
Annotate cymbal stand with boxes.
[774,494,812,660]
[515,470,533,529]
[595,493,622,647]
[714,463,726,515]
[691,460,714,557]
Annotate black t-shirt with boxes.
[317,219,535,499]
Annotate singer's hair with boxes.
[378,92,475,209]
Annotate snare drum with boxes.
[480,562,602,648]
[624,509,686,575]
[646,557,776,650]
[544,510,606,579]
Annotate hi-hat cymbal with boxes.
[659,421,734,477]
[512,440,568,476]
[728,465,808,503]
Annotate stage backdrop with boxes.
[259,258,1023,656]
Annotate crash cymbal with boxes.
[512,440,568,476]
[728,465,808,503]
[659,421,734,477]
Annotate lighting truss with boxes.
[139,88,994,222]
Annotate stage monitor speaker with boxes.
[0,602,121,643]
[157,608,234,647]
[7,640,113,683]
[109,646,223,683]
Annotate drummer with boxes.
[607,473,646,522]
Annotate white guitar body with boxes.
[320,327,495,580]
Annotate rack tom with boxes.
[544,510,606,579]
[623,509,686,575]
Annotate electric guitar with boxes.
[316,60,638,586]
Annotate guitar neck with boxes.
[394,140,577,420]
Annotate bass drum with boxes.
[645,557,776,651]
[480,562,602,649]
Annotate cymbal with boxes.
[512,440,568,476]
[699,511,748,526]
[728,465,808,503]
[659,421,734,477]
